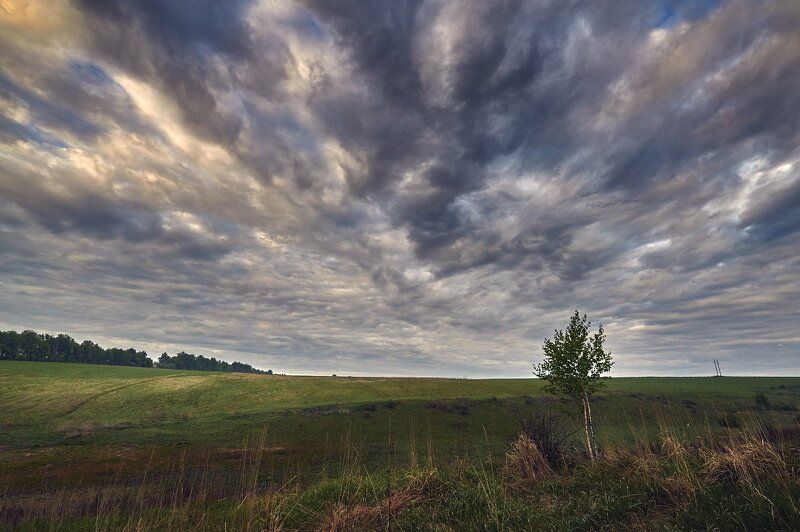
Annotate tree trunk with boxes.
[584,392,597,459]
[581,393,595,461]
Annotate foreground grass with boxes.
[7,424,800,531]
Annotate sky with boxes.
[0,0,798,377]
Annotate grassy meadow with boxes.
[2,361,800,530]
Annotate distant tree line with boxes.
[0,330,152,367]
[0,330,272,374]
[156,352,271,374]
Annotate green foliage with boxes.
[156,351,268,374]
[0,329,271,374]
[0,330,152,367]
[533,311,613,399]
[534,311,613,459]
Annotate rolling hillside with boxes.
[2,361,800,530]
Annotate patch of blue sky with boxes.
[653,0,724,28]
[0,115,69,148]
[70,61,114,86]
[283,12,328,42]
[0,73,103,140]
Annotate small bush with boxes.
[451,399,471,415]
[517,410,573,468]
[754,392,771,411]
[424,399,470,415]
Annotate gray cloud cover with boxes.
[0,0,798,376]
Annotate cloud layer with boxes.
[1,0,798,376]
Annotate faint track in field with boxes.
[56,374,184,418]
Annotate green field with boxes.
[3,361,799,446]
[2,361,799,530]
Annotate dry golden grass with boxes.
[602,445,660,478]
[317,471,434,532]
[704,436,786,487]
[660,435,688,459]
[503,434,552,481]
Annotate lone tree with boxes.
[533,310,612,460]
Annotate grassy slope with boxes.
[2,361,800,529]
[2,361,799,446]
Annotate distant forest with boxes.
[0,330,272,375]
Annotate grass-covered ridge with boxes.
[2,361,798,447]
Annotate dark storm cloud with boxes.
[0,73,103,141]
[0,0,798,376]
[78,0,254,58]
[75,0,264,145]
[0,183,234,262]
[740,178,800,241]
[306,0,800,278]
[303,0,669,272]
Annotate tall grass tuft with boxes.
[503,434,552,481]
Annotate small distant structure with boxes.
[713,359,722,377]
